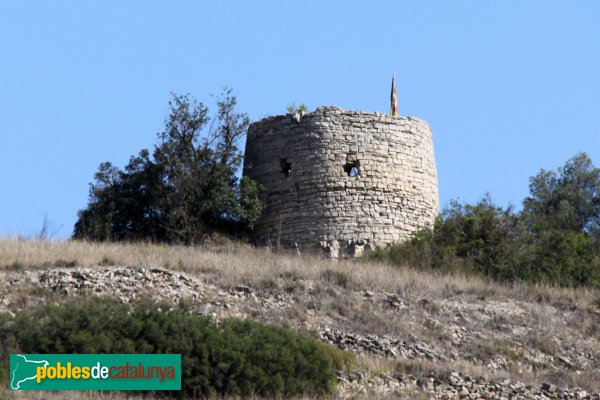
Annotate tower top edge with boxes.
[249,106,428,128]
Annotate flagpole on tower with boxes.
[390,73,398,116]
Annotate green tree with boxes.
[73,152,168,241]
[523,152,600,236]
[516,152,600,285]
[74,88,263,243]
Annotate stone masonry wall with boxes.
[243,106,439,258]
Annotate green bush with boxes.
[0,299,353,397]
[365,153,600,287]
[365,195,520,281]
[286,103,307,114]
[366,197,600,287]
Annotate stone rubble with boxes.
[337,370,598,399]
[36,266,204,305]
[1,265,599,399]
[321,327,446,361]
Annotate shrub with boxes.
[0,298,353,397]
[369,152,600,287]
[286,103,307,114]
[365,195,519,281]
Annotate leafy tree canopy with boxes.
[524,152,600,236]
[74,88,263,243]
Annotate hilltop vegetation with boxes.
[71,87,600,290]
[368,152,600,287]
[73,88,262,244]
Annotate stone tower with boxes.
[243,106,439,258]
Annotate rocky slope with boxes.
[2,260,600,399]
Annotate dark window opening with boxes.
[280,158,291,177]
[344,161,361,177]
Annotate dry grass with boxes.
[0,389,317,400]
[3,238,600,395]
[1,238,597,309]
[0,390,136,399]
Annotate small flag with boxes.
[390,73,398,116]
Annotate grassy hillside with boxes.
[2,238,600,399]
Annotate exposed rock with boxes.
[1,265,600,399]
[338,370,598,399]
[542,382,558,393]
[36,266,204,305]
[320,328,446,361]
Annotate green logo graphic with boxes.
[10,354,181,391]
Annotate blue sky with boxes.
[1,1,599,238]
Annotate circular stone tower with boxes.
[243,106,439,258]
